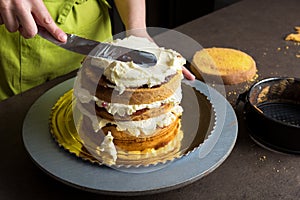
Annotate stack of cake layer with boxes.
[73,36,186,165]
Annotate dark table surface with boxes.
[1,0,300,199]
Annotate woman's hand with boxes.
[114,0,195,80]
[126,29,196,80]
[0,0,66,42]
[182,66,195,80]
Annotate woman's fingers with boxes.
[0,9,19,32]
[32,1,66,42]
[17,11,37,38]
[0,14,3,25]
[0,0,66,41]
[182,66,195,80]
[0,0,36,37]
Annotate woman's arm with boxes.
[114,0,195,80]
[114,0,152,39]
[114,0,146,31]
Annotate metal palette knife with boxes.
[38,28,157,67]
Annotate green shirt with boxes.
[0,0,112,101]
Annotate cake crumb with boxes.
[285,26,300,42]
[250,73,259,82]
[259,155,267,161]
[285,33,300,42]
[272,167,280,173]
[296,54,300,58]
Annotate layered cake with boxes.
[73,36,186,165]
[191,47,257,85]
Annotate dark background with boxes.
[108,0,241,34]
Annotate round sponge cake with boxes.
[191,47,257,84]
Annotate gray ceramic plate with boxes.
[22,78,238,195]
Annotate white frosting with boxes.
[95,87,182,116]
[89,36,185,94]
[74,71,182,117]
[73,71,97,104]
[96,131,117,165]
[98,105,183,137]
[75,101,101,132]
[75,100,183,137]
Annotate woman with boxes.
[0,0,194,101]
